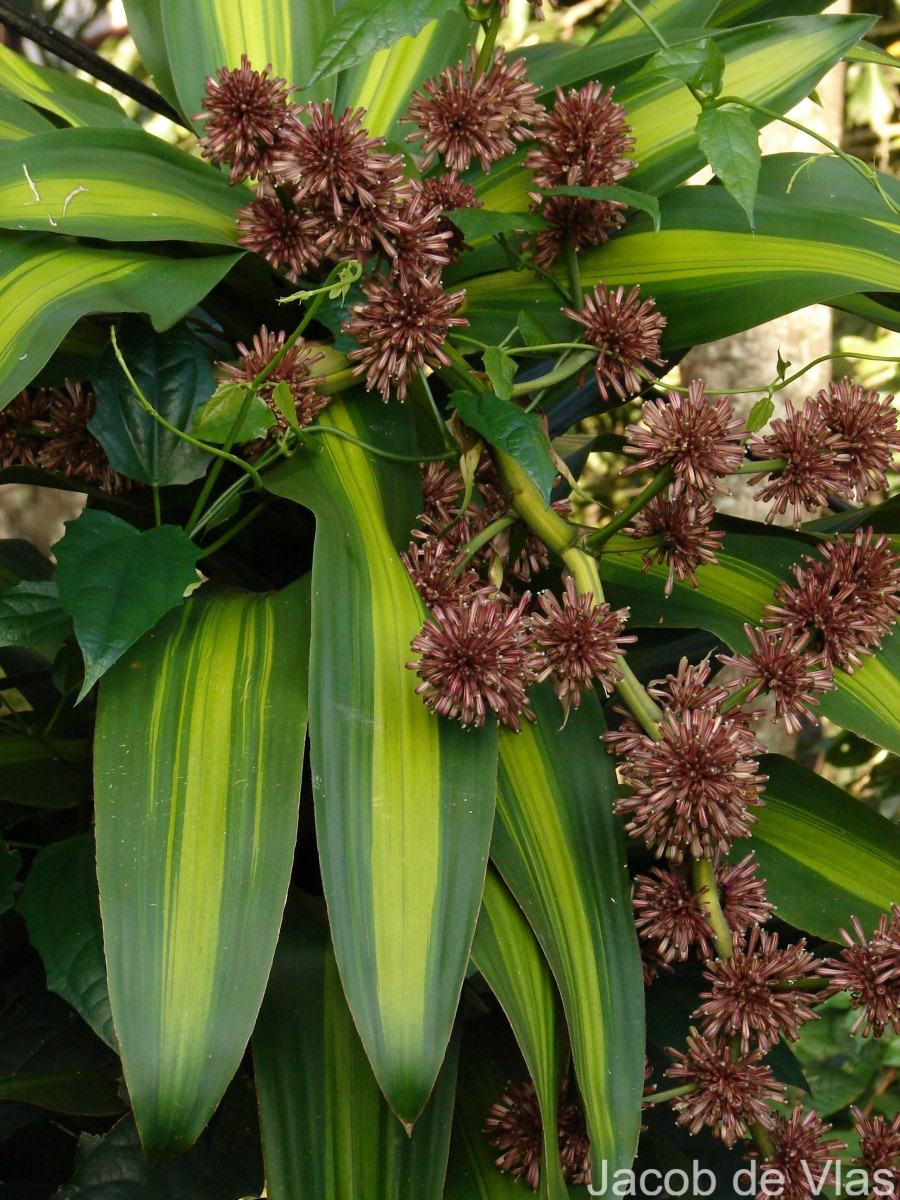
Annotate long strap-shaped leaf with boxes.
[266,397,498,1127]
[93,578,310,1156]
[737,755,900,940]
[472,867,569,1200]
[0,231,240,407]
[254,892,459,1200]
[492,684,644,1177]
[599,530,900,755]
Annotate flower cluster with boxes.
[0,381,127,492]
[484,1077,591,1191]
[749,378,900,525]
[564,284,667,403]
[819,907,900,1037]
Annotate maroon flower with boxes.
[647,656,732,714]
[412,171,482,259]
[717,853,773,934]
[613,705,766,861]
[383,191,453,287]
[718,624,834,734]
[632,866,716,963]
[557,1096,591,1186]
[697,928,819,1051]
[818,909,900,1037]
[0,389,51,468]
[531,577,633,716]
[748,397,849,527]
[852,1107,900,1199]
[563,285,666,401]
[344,272,467,402]
[623,380,747,499]
[401,538,479,609]
[37,381,127,492]
[407,590,543,730]
[527,82,635,191]
[531,193,627,268]
[485,1079,543,1191]
[403,47,543,173]
[757,1108,846,1200]
[666,1030,785,1148]
[235,195,326,281]
[217,326,327,433]
[819,377,900,501]
[627,493,724,597]
[420,460,466,522]
[196,55,295,184]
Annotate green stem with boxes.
[455,514,516,572]
[751,1123,776,1160]
[508,342,593,356]
[774,977,830,993]
[496,234,572,303]
[619,0,670,47]
[510,351,595,397]
[585,467,673,552]
[198,500,269,559]
[735,457,785,475]
[720,680,756,715]
[300,425,455,464]
[565,237,583,310]
[644,1083,698,1105]
[413,369,457,453]
[474,9,502,74]
[184,262,347,537]
[491,447,664,736]
[151,485,162,527]
[691,857,733,959]
[715,94,900,219]
[109,326,262,503]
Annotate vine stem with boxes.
[510,351,595,397]
[644,1084,698,1106]
[300,425,455,464]
[474,9,502,74]
[585,467,673,551]
[455,515,517,572]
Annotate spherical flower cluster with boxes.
[748,378,900,524]
[818,906,900,1037]
[718,624,834,734]
[563,284,666,402]
[627,494,724,597]
[756,1108,846,1200]
[483,1077,591,1192]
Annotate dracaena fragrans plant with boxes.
[0,0,898,1196]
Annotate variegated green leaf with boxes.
[0,233,240,407]
[159,0,337,123]
[590,0,717,43]
[254,892,459,1200]
[462,156,900,350]
[493,685,644,1177]
[471,868,569,1200]
[93,578,310,1155]
[0,92,54,141]
[0,42,134,129]
[598,531,900,755]
[265,397,497,1126]
[739,755,900,941]
[121,0,181,111]
[0,128,243,244]
[336,8,471,139]
[710,0,832,27]
[477,15,870,212]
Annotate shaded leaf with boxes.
[18,835,115,1048]
[0,539,54,585]
[89,319,216,487]
[254,892,458,1200]
[307,0,454,84]
[0,91,55,140]
[696,106,761,228]
[517,311,553,348]
[0,42,134,129]
[0,580,72,647]
[0,1067,123,1116]
[53,511,200,701]
[450,390,556,502]
[446,207,546,242]
[0,735,89,810]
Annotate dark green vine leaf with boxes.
[0,540,54,585]
[18,835,115,1049]
[191,382,274,445]
[482,347,517,403]
[0,580,72,648]
[0,736,89,810]
[449,390,556,502]
[89,319,216,487]
[695,107,761,229]
[746,396,775,432]
[306,0,455,84]
[649,37,725,97]
[517,310,553,348]
[541,184,661,233]
[54,1086,264,1200]
[445,207,546,241]
[0,843,20,914]
[53,511,201,701]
